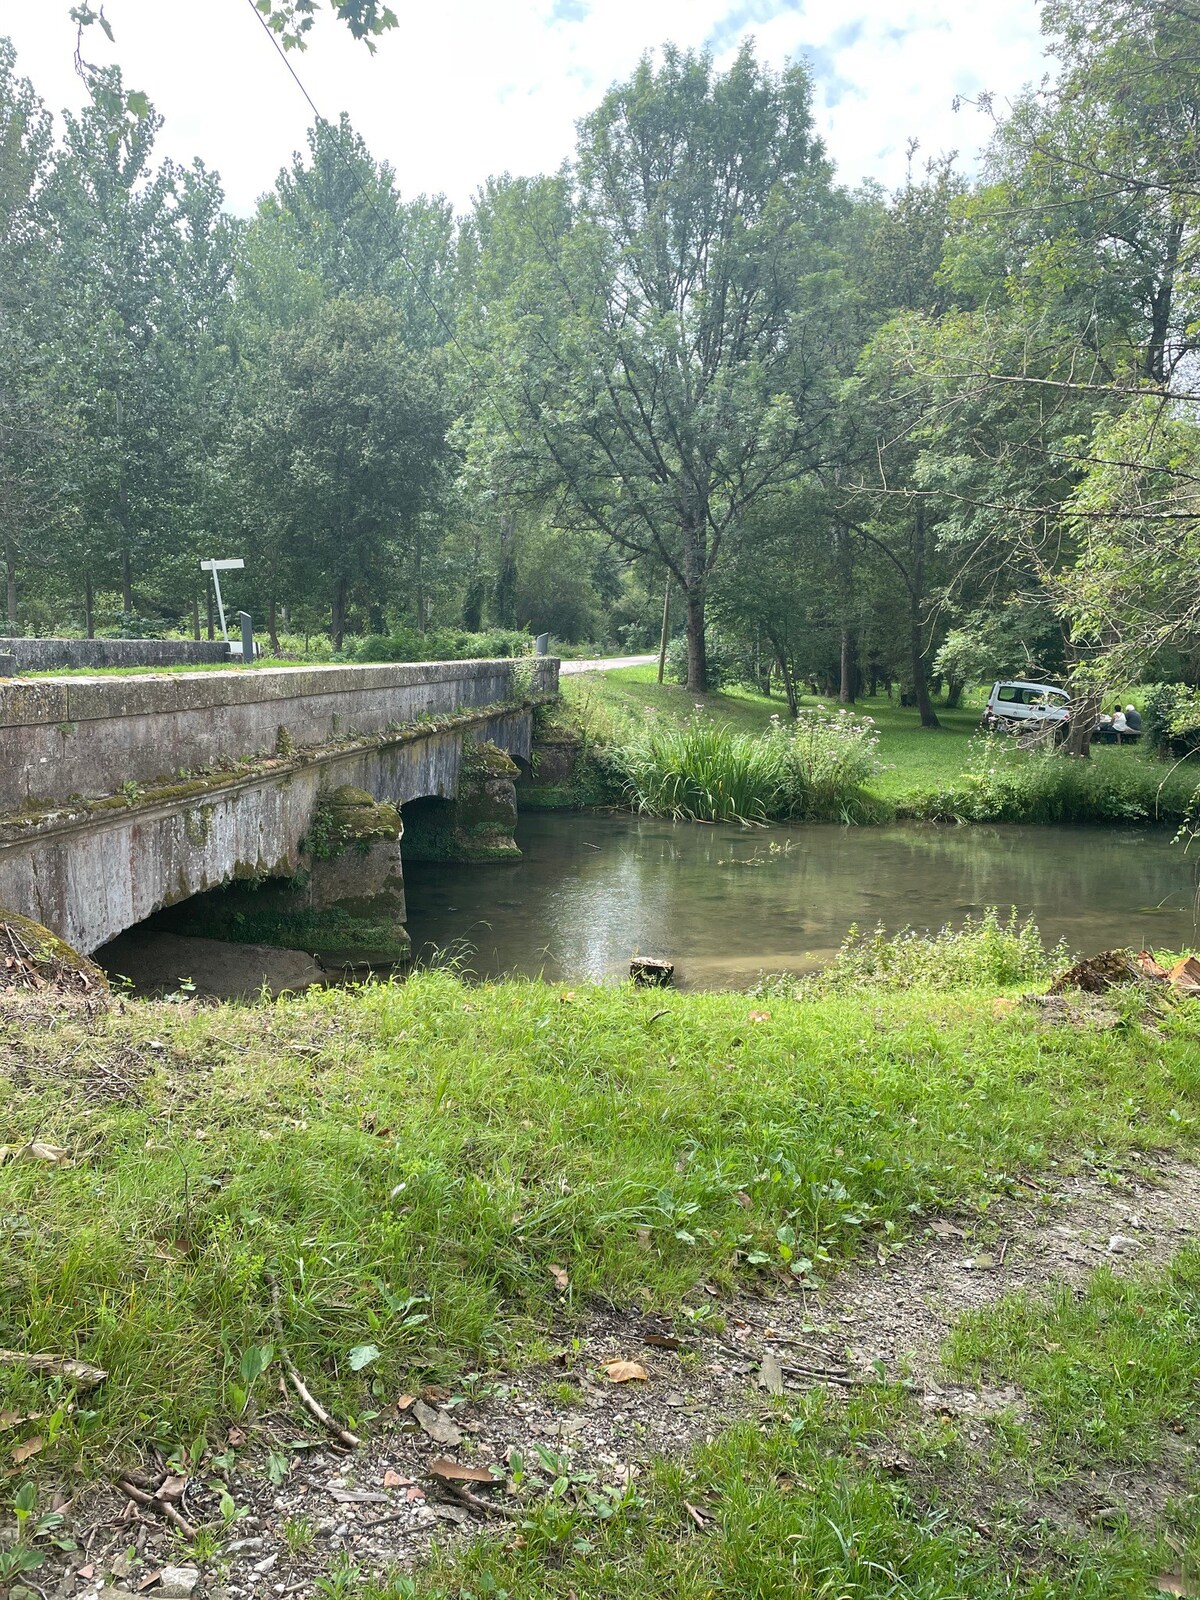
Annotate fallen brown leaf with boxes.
[748,1010,771,1023]
[644,1333,681,1350]
[226,1425,246,1446]
[1155,1576,1199,1598]
[603,1360,648,1383]
[0,1410,42,1429]
[683,1500,712,1530]
[412,1398,463,1446]
[548,1264,569,1290]
[12,1434,43,1464]
[928,1220,965,1238]
[405,1485,425,1502]
[427,1456,501,1485]
[155,1474,188,1503]
[756,1351,785,1396]
[136,1572,162,1592]
[383,1468,412,1489]
[635,1226,653,1251]
[395,1393,416,1411]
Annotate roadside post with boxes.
[535,633,550,656]
[239,612,255,665]
[199,557,245,645]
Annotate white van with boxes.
[983,680,1070,731]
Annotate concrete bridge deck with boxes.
[0,657,558,957]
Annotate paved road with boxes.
[559,654,657,675]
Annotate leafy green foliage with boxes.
[813,910,1067,992]
[613,709,879,824]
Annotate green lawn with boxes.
[2,953,1198,1473]
[563,666,1189,817]
[4,954,1197,1592]
[563,664,986,801]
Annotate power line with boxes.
[243,0,523,443]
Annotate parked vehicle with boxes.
[982,680,1071,732]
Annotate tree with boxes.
[472,44,845,690]
[230,296,451,649]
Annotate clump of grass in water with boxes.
[614,708,880,824]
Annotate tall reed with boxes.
[614,710,879,824]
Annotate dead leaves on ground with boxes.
[0,1349,108,1388]
[0,1139,72,1165]
[412,1399,463,1447]
[427,1456,500,1486]
[602,1360,648,1383]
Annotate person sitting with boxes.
[1124,703,1143,737]
[1111,705,1129,743]
[1093,710,1116,744]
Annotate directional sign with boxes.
[199,557,245,642]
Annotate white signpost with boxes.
[199,558,244,644]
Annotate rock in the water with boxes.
[630,956,674,987]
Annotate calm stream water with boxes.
[403,813,1199,989]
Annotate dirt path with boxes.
[59,1154,1200,1599]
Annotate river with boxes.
[402,813,1199,989]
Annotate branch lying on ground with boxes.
[269,1278,360,1449]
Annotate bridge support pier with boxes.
[402,741,521,863]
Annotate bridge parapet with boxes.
[0,657,557,816]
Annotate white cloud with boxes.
[0,0,1049,213]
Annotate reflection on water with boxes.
[403,813,1200,990]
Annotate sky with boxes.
[1,0,1051,216]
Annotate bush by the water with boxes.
[347,626,533,664]
[615,709,879,823]
[811,910,1069,992]
[912,738,1199,827]
[1142,682,1200,759]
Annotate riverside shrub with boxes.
[912,738,1199,826]
[614,709,880,823]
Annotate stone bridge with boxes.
[0,657,558,958]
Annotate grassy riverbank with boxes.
[3,927,1199,1592]
[2,943,1198,1468]
[562,665,1198,825]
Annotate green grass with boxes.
[2,959,1198,1475]
[947,1244,1200,1469]
[404,1392,1190,1600]
[563,668,1199,823]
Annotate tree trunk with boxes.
[776,652,798,718]
[910,624,939,728]
[946,675,965,709]
[910,506,940,728]
[684,587,707,693]
[657,574,671,685]
[331,575,349,652]
[1065,687,1101,759]
[839,628,858,704]
[1145,216,1183,385]
[5,540,16,631]
[84,572,95,639]
[191,594,200,641]
[268,597,280,654]
[493,511,517,628]
[836,522,856,704]
[120,544,133,617]
[206,586,214,640]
